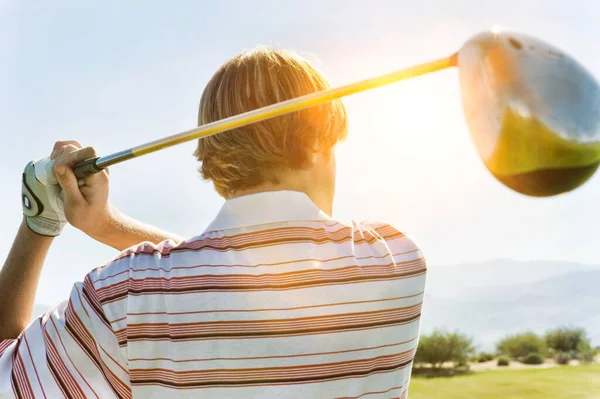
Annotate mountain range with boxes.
[420,259,600,351]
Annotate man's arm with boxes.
[0,141,150,396]
[0,211,178,339]
[86,204,184,251]
[0,221,53,340]
[51,140,184,251]
[0,140,182,339]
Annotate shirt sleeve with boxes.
[0,274,131,399]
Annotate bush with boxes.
[522,352,544,365]
[497,332,548,359]
[545,327,587,353]
[497,356,510,367]
[576,340,595,364]
[555,351,570,365]
[415,330,475,370]
[454,358,469,369]
[477,352,495,363]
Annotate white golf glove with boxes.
[21,158,66,237]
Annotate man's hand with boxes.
[21,140,112,237]
[51,140,112,238]
[21,158,67,237]
[23,139,183,249]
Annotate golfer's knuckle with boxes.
[63,144,78,154]
[54,140,82,151]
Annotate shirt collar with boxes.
[205,190,331,232]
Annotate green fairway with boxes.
[409,364,600,399]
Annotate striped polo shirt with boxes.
[0,190,426,399]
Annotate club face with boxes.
[458,30,600,196]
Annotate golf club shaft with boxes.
[73,54,457,179]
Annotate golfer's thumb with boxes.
[54,164,82,200]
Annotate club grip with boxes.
[73,157,103,179]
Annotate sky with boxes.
[1,0,599,306]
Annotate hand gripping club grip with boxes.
[72,157,102,179]
[34,157,102,187]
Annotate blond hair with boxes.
[194,47,348,198]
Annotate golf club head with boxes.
[458,30,600,196]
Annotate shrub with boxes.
[555,351,570,365]
[454,358,469,370]
[545,327,587,353]
[415,330,475,370]
[497,332,548,359]
[522,352,544,365]
[477,352,495,363]
[497,356,510,367]
[576,340,595,364]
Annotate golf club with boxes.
[37,29,600,196]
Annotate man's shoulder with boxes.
[218,218,423,255]
[329,218,406,240]
[324,219,424,259]
[86,220,424,285]
[350,219,403,235]
[87,239,177,286]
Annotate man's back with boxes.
[0,47,427,399]
[89,191,426,398]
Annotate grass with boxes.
[409,364,600,399]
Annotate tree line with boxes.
[413,327,598,371]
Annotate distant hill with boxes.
[424,259,600,299]
[421,260,600,351]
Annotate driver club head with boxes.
[457,30,600,197]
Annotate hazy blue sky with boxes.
[1,0,599,306]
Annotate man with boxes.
[0,48,426,398]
